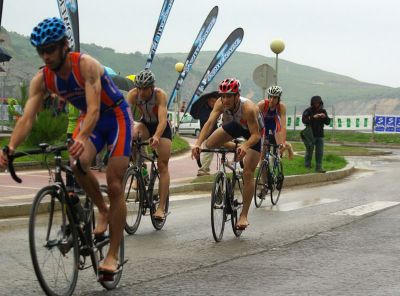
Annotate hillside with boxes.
[1,28,400,114]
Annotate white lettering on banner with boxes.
[186,18,217,72]
[207,38,241,82]
[149,1,173,57]
[57,0,75,50]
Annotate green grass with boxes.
[0,133,190,164]
[192,153,347,183]
[290,142,373,155]
[287,130,400,145]
[171,134,190,155]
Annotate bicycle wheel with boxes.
[29,185,79,296]
[150,172,169,230]
[254,161,268,208]
[92,187,125,290]
[123,167,143,234]
[231,175,244,237]
[211,172,226,242]
[270,160,283,205]
[96,235,125,290]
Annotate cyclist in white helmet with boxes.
[127,69,171,221]
[258,85,287,151]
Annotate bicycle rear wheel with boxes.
[29,185,79,296]
[254,161,268,208]
[211,172,226,242]
[231,175,244,237]
[123,167,143,235]
[92,186,125,290]
[150,172,169,230]
[96,235,125,290]
[270,161,283,205]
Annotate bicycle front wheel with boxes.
[254,161,268,208]
[123,167,143,235]
[150,172,169,230]
[29,186,79,296]
[211,172,226,242]
[231,175,244,237]
[270,161,283,205]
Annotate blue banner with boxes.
[374,115,400,133]
[396,117,400,133]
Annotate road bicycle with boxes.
[197,140,244,242]
[124,136,170,234]
[254,143,284,207]
[3,143,125,296]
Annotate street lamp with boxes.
[270,39,285,84]
[174,62,184,135]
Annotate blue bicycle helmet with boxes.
[30,17,66,47]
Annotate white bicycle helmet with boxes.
[135,69,155,88]
[267,85,283,97]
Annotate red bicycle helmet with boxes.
[218,78,241,94]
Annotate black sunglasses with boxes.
[36,43,60,55]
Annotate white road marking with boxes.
[170,193,209,201]
[332,201,400,216]
[269,198,339,212]
[0,184,41,190]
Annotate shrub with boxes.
[25,110,68,147]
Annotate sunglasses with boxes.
[36,43,60,55]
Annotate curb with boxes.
[170,163,356,194]
[0,164,355,220]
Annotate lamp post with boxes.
[270,39,285,84]
[174,62,184,135]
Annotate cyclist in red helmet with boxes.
[192,78,263,230]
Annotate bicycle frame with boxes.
[130,138,160,210]
[5,144,102,264]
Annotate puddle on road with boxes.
[265,197,339,212]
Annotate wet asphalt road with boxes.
[1,150,400,295]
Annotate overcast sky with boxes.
[2,0,399,87]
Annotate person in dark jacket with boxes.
[196,91,219,176]
[302,96,330,173]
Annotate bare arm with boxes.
[275,103,287,144]
[195,99,223,147]
[257,99,265,114]
[126,88,138,106]
[77,55,101,142]
[9,71,46,151]
[154,89,168,139]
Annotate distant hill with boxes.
[1,27,400,114]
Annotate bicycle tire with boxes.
[91,186,125,290]
[254,161,268,208]
[231,174,244,237]
[270,160,283,205]
[211,172,226,242]
[29,185,79,296]
[150,171,169,230]
[123,167,143,235]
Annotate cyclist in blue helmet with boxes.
[0,17,133,278]
[30,17,70,72]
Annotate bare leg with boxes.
[153,137,171,219]
[237,149,259,228]
[205,127,233,149]
[100,156,129,272]
[71,141,109,235]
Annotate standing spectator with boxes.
[302,96,330,173]
[7,98,21,124]
[196,91,219,176]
